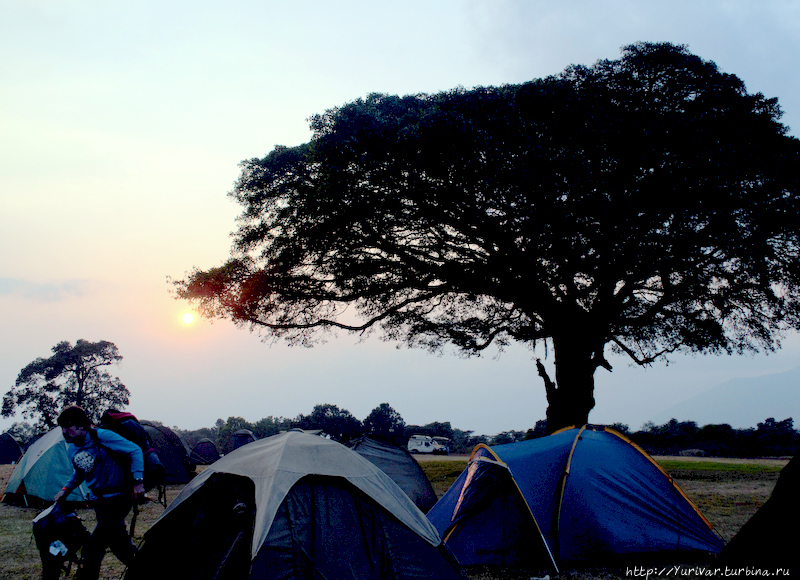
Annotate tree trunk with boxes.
[543,333,598,435]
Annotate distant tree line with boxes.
[6,392,795,459]
[170,403,490,455]
[489,417,798,458]
[627,417,797,458]
[168,404,797,459]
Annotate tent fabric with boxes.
[127,431,465,580]
[716,454,798,571]
[232,429,257,450]
[141,422,194,484]
[23,431,45,453]
[189,437,221,465]
[489,426,724,563]
[2,428,89,505]
[159,430,442,557]
[427,456,557,573]
[0,432,23,464]
[349,435,438,513]
[429,425,724,567]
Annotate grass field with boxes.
[0,456,787,580]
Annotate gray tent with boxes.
[349,435,438,512]
[232,428,256,450]
[126,430,465,580]
[189,437,221,465]
[141,422,195,484]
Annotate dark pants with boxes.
[78,495,137,580]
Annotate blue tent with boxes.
[428,425,724,569]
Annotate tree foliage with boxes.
[294,403,362,442]
[2,339,130,430]
[215,416,255,452]
[362,402,405,444]
[631,417,798,457]
[4,421,39,446]
[176,42,800,433]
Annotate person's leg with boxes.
[76,519,104,580]
[78,497,135,580]
[102,495,137,565]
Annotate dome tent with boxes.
[2,428,89,507]
[126,430,465,580]
[348,435,438,512]
[189,437,221,465]
[231,428,256,451]
[0,432,23,464]
[428,425,724,569]
[141,422,195,483]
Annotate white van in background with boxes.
[407,434,434,454]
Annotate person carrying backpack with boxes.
[54,405,144,580]
[100,409,166,493]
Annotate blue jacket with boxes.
[65,427,144,500]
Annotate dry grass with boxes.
[0,465,183,580]
[0,456,787,580]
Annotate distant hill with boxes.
[649,365,800,429]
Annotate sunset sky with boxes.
[3,1,800,436]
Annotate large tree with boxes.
[176,43,800,433]
[3,339,130,429]
[363,402,406,444]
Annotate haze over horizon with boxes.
[3,1,800,437]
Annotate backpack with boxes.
[33,502,90,580]
[98,410,166,492]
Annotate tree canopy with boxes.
[176,42,800,433]
[294,403,362,442]
[363,402,406,444]
[2,339,130,430]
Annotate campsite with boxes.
[0,445,788,580]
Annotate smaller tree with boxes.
[5,421,39,446]
[252,415,292,439]
[608,423,631,436]
[406,421,455,441]
[756,417,797,455]
[2,339,130,430]
[450,428,488,454]
[294,403,362,442]
[525,420,549,440]
[363,403,405,445]
[216,416,255,452]
[489,431,528,446]
[175,426,216,449]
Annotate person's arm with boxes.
[96,429,145,497]
[54,468,84,502]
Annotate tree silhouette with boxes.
[176,43,800,433]
[363,403,406,444]
[294,403,362,442]
[3,339,130,429]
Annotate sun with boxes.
[181,313,194,325]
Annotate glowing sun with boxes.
[181,313,195,325]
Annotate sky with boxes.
[2,0,800,437]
